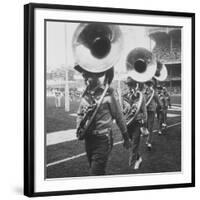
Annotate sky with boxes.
[46,21,155,73]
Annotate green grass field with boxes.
[45,95,181,178]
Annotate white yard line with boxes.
[46,122,181,168]
[69,113,77,117]
[171,104,181,107]
[168,106,181,111]
[47,129,77,146]
[46,153,86,167]
[167,113,181,117]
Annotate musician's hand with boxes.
[76,128,84,139]
[123,138,132,149]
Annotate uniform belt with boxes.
[92,128,111,135]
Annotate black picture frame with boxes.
[24,3,195,197]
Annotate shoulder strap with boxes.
[79,83,110,136]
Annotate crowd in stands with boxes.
[153,44,181,63]
[151,33,181,62]
[164,86,181,95]
[47,88,83,101]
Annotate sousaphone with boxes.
[73,23,123,139]
[126,47,157,83]
[144,61,168,106]
[154,61,168,81]
[123,47,157,125]
[72,23,123,74]
[145,61,168,107]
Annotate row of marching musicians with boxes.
[72,23,171,176]
[75,65,171,175]
[123,76,171,153]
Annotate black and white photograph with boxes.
[24,3,195,196]
[45,22,182,178]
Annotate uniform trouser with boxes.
[127,122,141,164]
[158,109,167,130]
[58,98,61,107]
[147,111,155,144]
[85,130,113,176]
[167,98,171,107]
[55,97,58,107]
[164,109,167,124]
[55,97,61,107]
[156,108,160,120]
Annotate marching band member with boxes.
[157,86,168,134]
[145,79,162,149]
[163,86,171,109]
[55,90,62,108]
[162,89,168,126]
[163,87,171,127]
[124,77,147,169]
[75,65,132,176]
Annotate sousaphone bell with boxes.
[123,47,157,125]
[126,47,157,83]
[154,61,168,81]
[72,23,123,74]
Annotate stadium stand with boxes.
[148,27,181,94]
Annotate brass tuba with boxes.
[72,23,123,73]
[154,61,168,81]
[73,23,123,139]
[126,47,157,82]
[144,61,168,106]
[123,47,157,125]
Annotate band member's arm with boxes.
[167,95,171,107]
[136,96,147,123]
[76,98,88,129]
[108,90,131,150]
[154,92,162,109]
[108,89,129,139]
[165,91,171,107]
[141,97,148,123]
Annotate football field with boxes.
[46,96,181,179]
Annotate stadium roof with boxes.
[148,27,181,41]
[148,27,181,35]
[164,61,181,65]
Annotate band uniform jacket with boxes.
[163,89,171,108]
[125,90,147,123]
[76,85,128,138]
[145,89,162,112]
[159,92,169,110]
